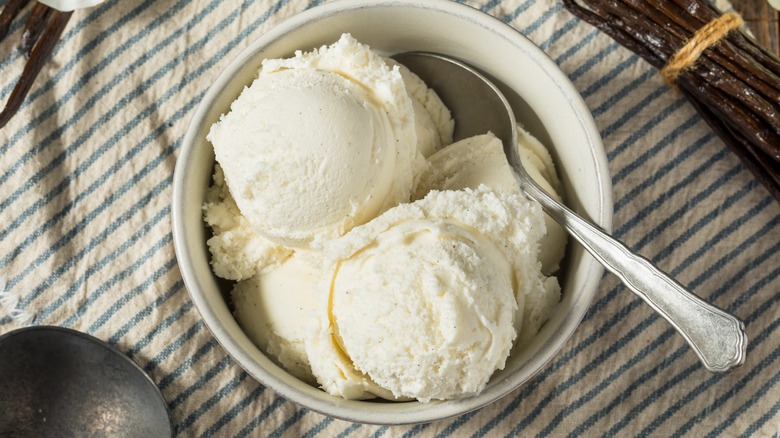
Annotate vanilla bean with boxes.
[682,66,780,160]
[695,98,780,199]
[730,32,780,77]
[651,8,780,98]
[650,0,703,32]
[620,0,694,39]
[693,58,780,140]
[0,0,30,41]
[678,0,780,77]
[563,0,667,66]
[706,41,780,102]
[564,0,780,201]
[600,0,681,61]
[667,0,715,23]
[20,2,54,58]
[0,10,72,129]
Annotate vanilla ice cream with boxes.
[204,34,565,403]
[203,165,291,281]
[416,128,568,275]
[306,187,558,401]
[231,251,319,383]
[209,34,421,248]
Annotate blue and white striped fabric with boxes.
[0,0,777,436]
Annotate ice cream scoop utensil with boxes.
[393,52,747,373]
[0,326,172,436]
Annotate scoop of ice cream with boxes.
[208,34,419,248]
[307,187,558,401]
[231,251,320,384]
[329,220,515,402]
[203,165,291,281]
[415,128,567,275]
[305,288,399,400]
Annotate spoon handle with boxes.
[518,175,747,373]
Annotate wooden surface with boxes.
[732,0,780,54]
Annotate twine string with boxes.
[661,11,744,86]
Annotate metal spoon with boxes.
[0,326,172,436]
[394,52,747,373]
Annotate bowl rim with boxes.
[172,0,613,425]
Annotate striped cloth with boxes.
[0,0,778,436]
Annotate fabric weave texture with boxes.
[0,0,778,436]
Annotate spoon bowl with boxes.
[395,52,748,373]
[0,326,172,437]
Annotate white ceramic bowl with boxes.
[172,0,612,425]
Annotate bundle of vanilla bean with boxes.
[563,0,780,202]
